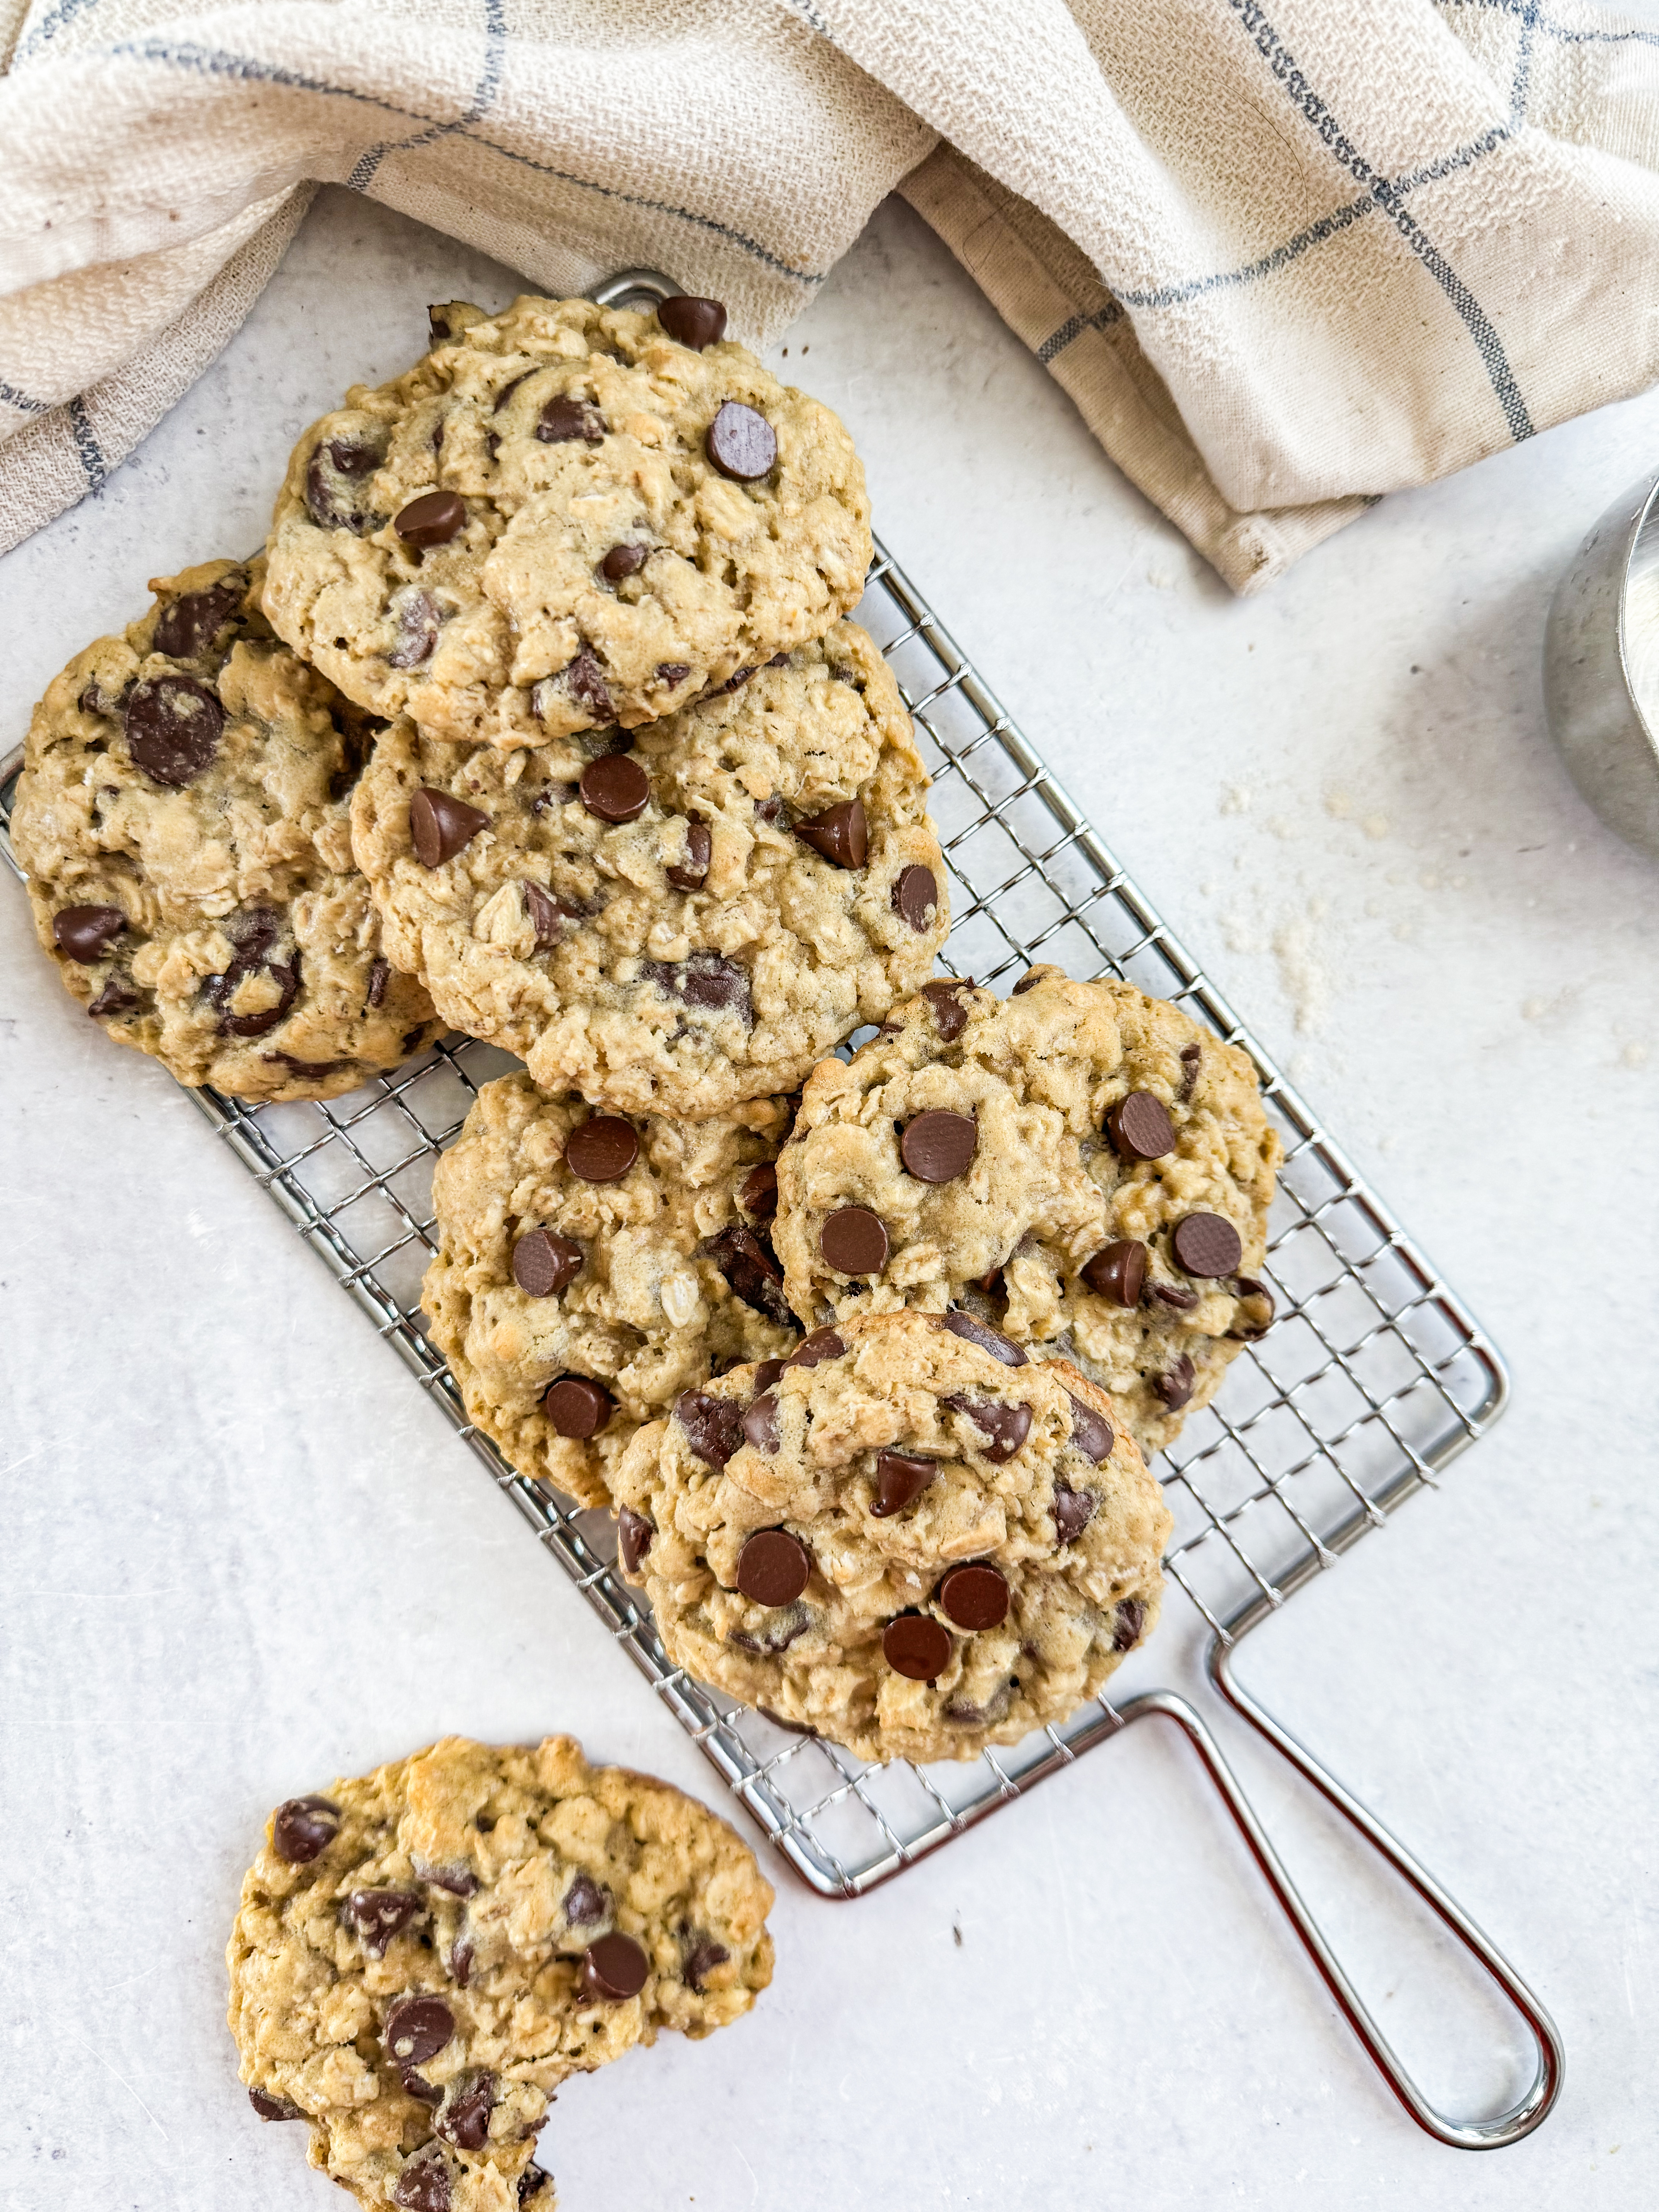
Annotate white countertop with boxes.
[2,187,1656,2210]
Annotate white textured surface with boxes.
[2,188,1656,2209]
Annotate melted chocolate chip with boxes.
[345,1889,422,1954]
[660,295,728,349]
[390,2145,452,2212]
[519,2165,554,2203]
[384,1996,455,2066]
[448,1936,474,1987]
[543,1376,613,1439]
[675,1388,743,1468]
[410,787,488,867]
[386,588,441,669]
[1052,1479,1096,1544]
[739,1161,778,1218]
[1151,1281,1200,1311]
[1106,1090,1176,1162]
[727,1601,811,1654]
[943,1395,1033,1463]
[871,1449,937,1516]
[367,957,390,1008]
[564,1872,609,1925]
[1229,1278,1277,1340]
[1081,1239,1147,1307]
[706,400,777,481]
[921,977,973,1040]
[304,434,385,532]
[737,1527,811,1605]
[656,661,692,689]
[395,490,466,548]
[1179,1041,1202,1099]
[1172,1212,1243,1278]
[703,1223,792,1326]
[538,395,606,444]
[1151,1355,1196,1411]
[900,1109,977,1183]
[248,2083,304,2120]
[883,1613,952,1681]
[125,674,223,785]
[418,1861,480,1899]
[272,1795,339,1862]
[1064,1392,1114,1465]
[641,949,752,1021]
[938,1561,1010,1631]
[793,797,867,869]
[617,1508,654,1575]
[154,575,243,659]
[401,2068,441,2107]
[436,2074,495,2151]
[785,1327,844,1368]
[1011,970,1044,996]
[522,880,565,951]
[682,1931,730,1989]
[752,1358,787,1392]
[667,819,712,891]
[1113,1596,1147,1652]
[819,1206,888,1276]
[88,972,140,1019]
[53,905,125,962]
[513,1228,582,1297]
[204,908,301,1037]
[564,1116,638,1182]
[891,865,939,933]
[580,1931,649,2001]
[740,1393,781,1455]
[940,1310,1027,1365]
[600,541,648,581]
[563,647,616,723]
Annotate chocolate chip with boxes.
[739,1161,778,1218]
[249,2086,304,2120]
[728,1601,811,1655]
[753,792,785,825]
[579,754,649,823]
[125,674,223,785]
[513,1228,582,1296]
[660,296,728,349]
[564,1116,638,1182]
[384,1996,455,2066]
[940,1310,1027,1365]
[53,905,125,962]
[304,435,385,531]
[1113,1596,1147,1652]
[448,1936,473,1987]
[520,879,563,952]
[682,1932,730,1989]
[345,1889,422,1954]
[386,588,441,669]
[1081,1239,1147,1307]
[409,787,488,867]
[1106,1090,1176,1161]
[564,1872,609,1925]
[793,797,867,869]
[367,957,390,1007]
[703,1223,792,1326]
[921,977,973,1040]
[706,400,777,481]
[153,575,243,659]
[538,395,605,444]
[549,646,615,726]
[656,661,691,688]
[88,972,139,1019]
[204,910,301,1037]
[737,1527,810,1605]
[785,1327,844,1368]
[1011,970,1044,995]
[543,1376,613,1438]
[891,865,939,933]
[1052,1480,1096,1544]
[1151,1355,1195,1411]
[871,1449,937,1516]
[938,1561,1009,1630]
[641,949,752,1021]
[519,2165,554,2203]
[1229,1278,1277,1340]
[599,541,647,581]
[900,1109,977,1183]
[580,1931,649,2001]
[395,490,466,548]
[436,2075,495,2151]
[617,1508,654,1575]
[401,2068,441,2107]
[943,1395,1033,1463]
[1063,1392,1114,1464]
[819,1206,887,1276]
[675,1388,743,1468]
[417,1861,479,1898]
[1179,1041,1202,1099]
[740,1393,780,1455]
[272,1795,339,1862]
[1172,1212,1243,1277]
[391,2145,452,2212]
[667,819,711,890]
[262,1051,352,1080]
[1151,1282,1200,1311]
[752,1358,787,1392]
[883,1613,952,1680]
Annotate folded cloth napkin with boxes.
[3,0,1659,591]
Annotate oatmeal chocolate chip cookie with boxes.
[424,1074,800,1508]
[228,1734,773,2212]
[261,294,872,749]
[352,624,946,1115]
[611,1310,1170,1765]
[10,558,442,1103]
[771,967,1281,1456]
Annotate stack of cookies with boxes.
[13,290,1282,1784]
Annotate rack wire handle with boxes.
[1116,1653,1564,2150]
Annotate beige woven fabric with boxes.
[3,0,1659,591]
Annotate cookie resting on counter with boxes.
[423,1074,801,1509]
[10,557,441,1102]
[228,1734,773,2211]
[351,622,946,1114]
[771,966,1281,1455]
[263,293,872,749]
[611,1309,1171,1765]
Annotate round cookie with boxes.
[354,623,947,1115]
[228,1733,773,2211]
[771,967,1282,1456]
[424,1074,802,1509]
[10,558,442,1103]
[262,294,872,749]
[611,1309,1170,1765]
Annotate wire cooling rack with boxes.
[0,439,1561,2151]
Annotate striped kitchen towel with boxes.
[3,0,1659,591]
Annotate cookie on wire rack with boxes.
[10,557,441,1103]
[228,1733,773,2212]
[770,965,1281,1456]
[352,623,946,1115]
[261,293,872,749]
[611,1309,1170,1766]
[424,1073,802,1509]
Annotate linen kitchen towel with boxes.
[3,0,1659,590]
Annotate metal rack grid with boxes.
[0,538,1556,2148]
